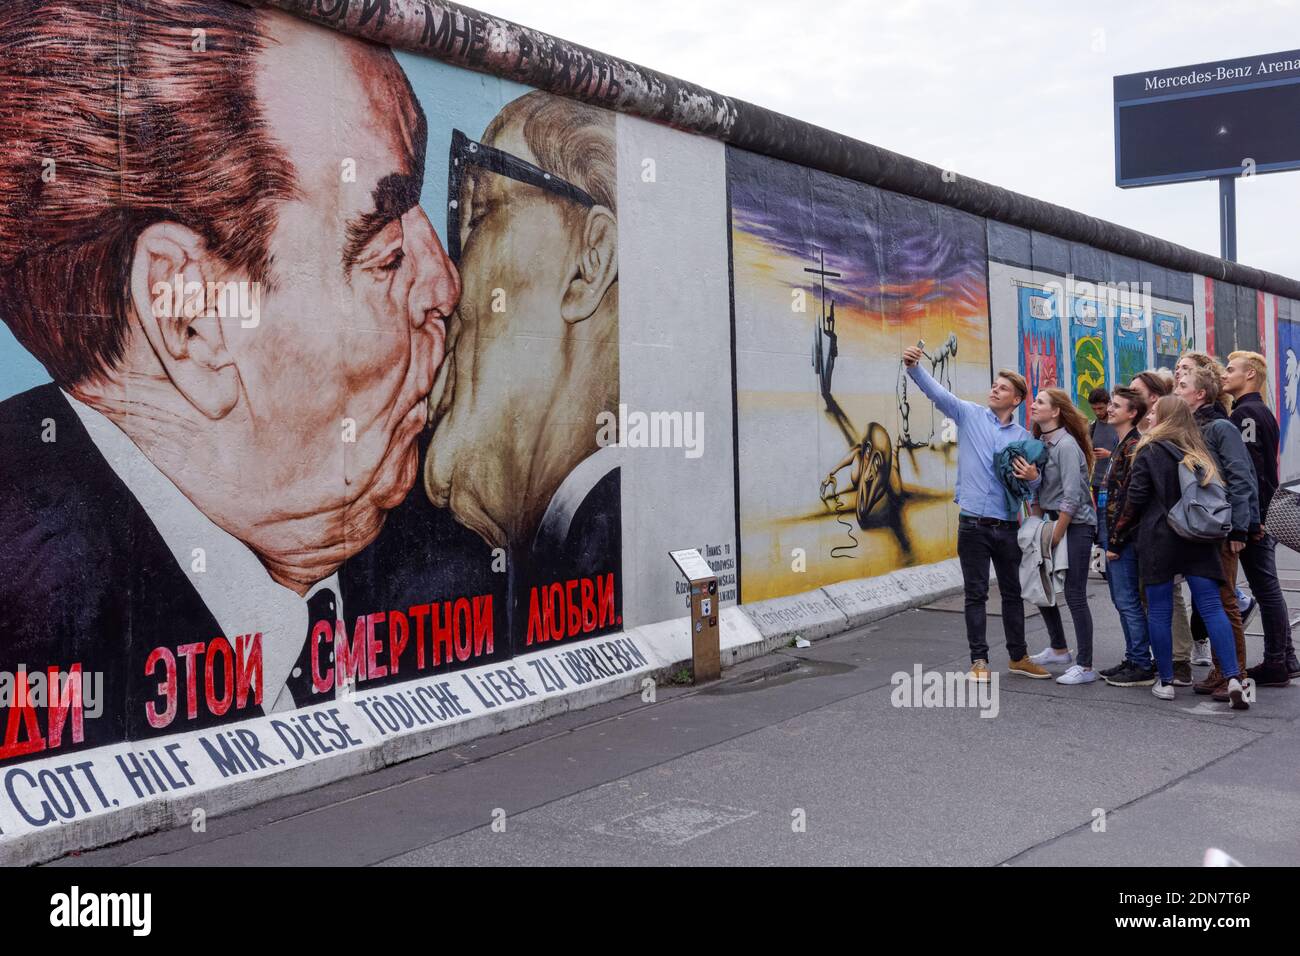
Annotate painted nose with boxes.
[404,205,461,327]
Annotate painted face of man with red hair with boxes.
[0,3,460,593]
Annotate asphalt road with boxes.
[57,569,1300,867]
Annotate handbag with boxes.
[1265,481,1300,553]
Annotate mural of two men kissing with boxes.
[0,1,621,766]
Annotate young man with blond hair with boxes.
[1223,350,1300,683]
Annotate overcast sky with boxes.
[480,0,1300,280]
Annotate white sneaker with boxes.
[1030,647,1072,665]
[1227,677,1250,711]
[1191,639,1212,666]
[1151,681,1175,700]
[1056,664,1098,685]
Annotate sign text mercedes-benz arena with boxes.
[1114,49,1300,187]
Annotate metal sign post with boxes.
[669,549,720,683]
[1219,176,1237,262]
[1114,49,1300,263]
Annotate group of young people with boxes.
[902,344,1300,711]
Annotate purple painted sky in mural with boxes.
[728,147,988,320]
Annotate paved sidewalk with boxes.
[57,574,1300,867]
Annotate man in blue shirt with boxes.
[903,345,1050,682]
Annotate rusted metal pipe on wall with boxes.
[249,0,1300,298]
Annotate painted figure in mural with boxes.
[0,2,459,754]
[424,91,620,572]
[897,332,958,449]
[823,301,839,392]
[807,251,842,402]
[820,422,898,533]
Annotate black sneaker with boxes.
[1103,661,1157,687]
[1246,660,1293,687]
[1238,594,1259,630]
[1098,662,1127,678]
[1287,650,1300,680]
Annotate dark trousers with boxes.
[956,518,1027,664]
[1238,533,1296,664]
[1040,522,1097,667]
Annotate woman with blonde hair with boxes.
[1111,396,1250,708]
[1129,368,1198,682]
[1026,388,1099,684]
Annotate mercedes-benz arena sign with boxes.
[1115,49,1300,187]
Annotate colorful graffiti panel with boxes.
[1069,294,1108,415]
[1114,304,1149,387]
[1278,318,1300,467]
[1153,309,1185,371]
[1016,283,1062,421]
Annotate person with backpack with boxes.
[1175,352,1243,666]
[1129,369,1197,684]
[1111,397,1250,709]
[1025,388,1098,684]
[1222,350,1300,684]
[1175,364,1257,701]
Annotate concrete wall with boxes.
[0,0,1296,858]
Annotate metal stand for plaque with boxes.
[669,549,720,683]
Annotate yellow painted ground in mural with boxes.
[730,189,992,603]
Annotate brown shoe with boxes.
[1008,656,1052,679]
[1194,667,1225,696]
[1172,661,1193,686]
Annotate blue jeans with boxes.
[1106,545,1150,667]
[1095,489,1107,556]
[1146,575,1240,683]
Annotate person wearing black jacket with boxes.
[1223,351,1300,683]
[1112,397,1250,709]
[1176,366,1255,700]
[1099,387,1154,686]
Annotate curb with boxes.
[0,561,962,866]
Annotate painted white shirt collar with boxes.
[61,390,339,714]
[534,443,621,554]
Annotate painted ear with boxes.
[129,222,240,419]
[560,205,617,323]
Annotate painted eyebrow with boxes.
[341,171,424,278]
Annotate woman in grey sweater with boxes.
[1027,388,1099,684]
